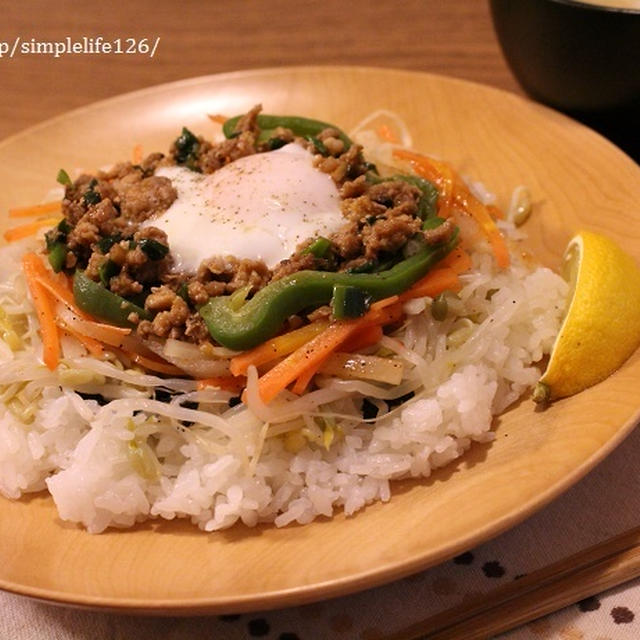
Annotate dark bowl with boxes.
[489,0,640,159]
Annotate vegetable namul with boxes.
[0,106,568,533]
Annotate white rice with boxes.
[0,230,568,533]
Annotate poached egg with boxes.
[149,143,344,272]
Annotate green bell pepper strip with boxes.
[98,259,119,287]
[73,271,150,327]
[331,284,372,319]
[423,216,446,230]
[199,232,458,351]
[222,114,353,150]
[302,236,332,258]
[56,168,72,187]
[47,242,67,273]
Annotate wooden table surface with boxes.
[0,0,520,141]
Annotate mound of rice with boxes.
[0,234,567,533]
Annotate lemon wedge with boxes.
[534,230,640,403]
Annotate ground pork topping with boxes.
[423,217,457,245]
[176,104,262,174]
[138,290,190,340]
[313,142,369,186]
[270,252,318,282]
[118,176,177,221]
[192,256,270,302]
[52,106,449,347]
[326,178,423,262]
[361,214,422,259]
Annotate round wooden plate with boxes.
[0,67,639,615]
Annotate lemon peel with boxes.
[535,230,640,403]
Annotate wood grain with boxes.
[0,67,638,614]
[391,526,640,639]
[0,0,518,141]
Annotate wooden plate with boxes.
[0,66,639,615]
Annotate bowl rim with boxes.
[542,0,640,15]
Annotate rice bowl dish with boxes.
[0,106,568,534]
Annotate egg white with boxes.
[149,143,344,272]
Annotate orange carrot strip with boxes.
[291,324,387,395]
[290,353,332,395]
[437,246,472,274]
[197,376,247,393]
[22,253,124,363]
[376,123,398,143]
[208,114,228,124]
[340,324,384,352]
[455,189,510,269]
[60,326,105,358]
[4,217,61,242]
[116,348,185,376]
[132,144,143,164]
[257,301,403,404]
[393,148,510,268]
[399,267,461,301]
[30,262,132,347]
[436,164,455,218]
[487,204,505,220]
[34,273,87,317]
[9,201,62,218]
[21,253,60,370]
[370,295,400,311]
[392,149,456,218]
[25,257,78,306]
[258,325,357,403]
[291,304,402,397]
[62,316,131,348]
[229,320,329,377]
[393,148,442,184]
